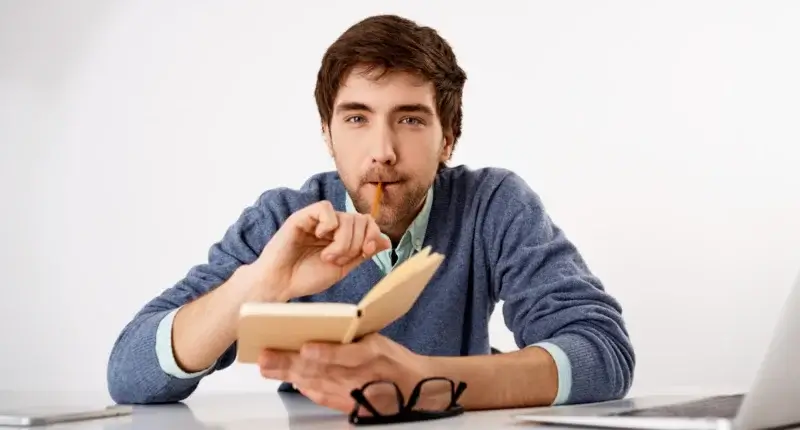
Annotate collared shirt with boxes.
[345,186,434,274]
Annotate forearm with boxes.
[171,265,286,372]
[421,346,558,410]
[107,309,206,404]
[483,172,636,405]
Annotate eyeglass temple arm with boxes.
[449,381,468,407]
[350,390,384,417]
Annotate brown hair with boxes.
[314,14,467,165]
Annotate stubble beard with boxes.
[329,145,434,236]
[348,180,429,232]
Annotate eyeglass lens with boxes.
[410,378,454,411]
[360,381,402,416]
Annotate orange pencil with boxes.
[371,182,383,219]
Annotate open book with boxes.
[236,246,445,363]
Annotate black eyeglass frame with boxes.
[348,377,467,425]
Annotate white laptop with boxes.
[0,404,132,427]
[515,268,800,430]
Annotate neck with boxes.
[382,216,413,246]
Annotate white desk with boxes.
[1,390,541,429]
[0,391,727,429]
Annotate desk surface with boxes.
[0,390,714,429]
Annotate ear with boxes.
[322,124,334,157]
[439,133,454,162]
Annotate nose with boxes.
[368,122,397,165]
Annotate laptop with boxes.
[514,269,800,430]
[0,404,132,427]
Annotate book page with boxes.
[353,250,444,339]
[357,246,432,308]
[237,307,359,361]
[240,302,358,317]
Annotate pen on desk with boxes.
[371,182,383,219]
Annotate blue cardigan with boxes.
[106,165,635,406]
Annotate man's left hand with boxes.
[257,333,430,413]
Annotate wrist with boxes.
[402,349,439,392]
[416,354,445,382]
[230,263,292,303]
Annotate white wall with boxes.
[2,1,799,399]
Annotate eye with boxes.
[400,117,425,126]
[345,115,367,124]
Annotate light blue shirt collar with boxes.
[345,185,434,274]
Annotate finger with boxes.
[258,349,297,381]
[312,201,339,240]
[261,350,333,386]
[291,354,329,380]
[300,340,380,368]
[348,214,368,260]
[293,366,369,408]
[321,214,354,264]
[290,201,338,239]
[363,218,391,256]
[295,386,355,414]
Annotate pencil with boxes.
[371,182,383,219]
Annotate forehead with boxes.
[334,66,437,111]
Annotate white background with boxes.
[2,1,799,400]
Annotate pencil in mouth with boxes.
[370,182,383,219]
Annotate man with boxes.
[107,14,635,413]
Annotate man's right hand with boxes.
[243,200,392,302]
[168,200,390,375]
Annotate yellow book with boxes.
[236,246,444,363]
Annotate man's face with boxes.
[324,66,452,231]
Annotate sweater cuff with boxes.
[527,342,572,405]
[155,307,216,379]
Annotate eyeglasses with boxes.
[348,377,467,425]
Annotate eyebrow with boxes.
[334,102,435,116]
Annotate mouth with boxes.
[367,181,401,188]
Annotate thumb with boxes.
[363,219,391,257]
[375,236,391,253]
[339,238,391,274]
[361,237,391,259]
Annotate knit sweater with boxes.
[106,165,635,405]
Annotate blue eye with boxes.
[401,117,424,126]
[346,115,366,124]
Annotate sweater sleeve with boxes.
[106,192,281,404]
[485,172,636,405]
